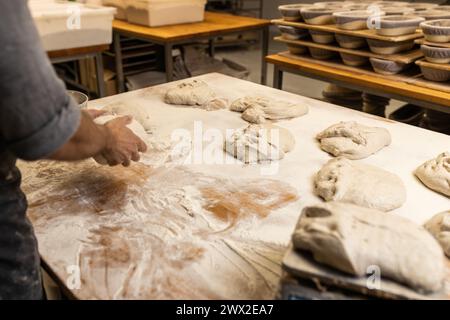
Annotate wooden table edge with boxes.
[47,44,110,59]
[113,14,271,43]
[266,53,450,108]
[274,36,423,64]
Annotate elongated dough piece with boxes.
[224,123,295,163]
[164,80,227,110]
[424,211,450,258]
[315,157,406,211]
[293,202,445,293]
[415,152,450,197]
[316,121,391,160]
[231,96,309,124]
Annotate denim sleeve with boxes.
[0,0,81,160]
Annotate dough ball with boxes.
[424,211,450,258]
[224,123,295,163]
[316,121,391,159]
[164,80,226,110]
[103,101,152,131]
[415,152,450,197]
[314,157,406,211]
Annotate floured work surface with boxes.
[19,73,450,299]
[21,161,297,299]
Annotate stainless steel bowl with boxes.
[67,90,88,109]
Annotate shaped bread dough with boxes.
[93,114,148,165]
[164,80,227,111]
[224,123,295,163]
[415,152,450,197]
[424,211,450,258]
[315,157,406,211]
[293,202,445,293]
[231,96,309,124]
[316,121,391,159]
[103,101,152,131]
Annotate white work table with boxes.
[19,73,449,299]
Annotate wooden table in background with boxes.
[47,44,109,98]
[112,12,271,92]
[266,53,450,114]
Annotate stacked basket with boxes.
[275,1,427,75]
[416,19,450,82]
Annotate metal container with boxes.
[67,90,89,109]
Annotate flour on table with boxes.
[230,96,309,124]
[424,211,450,258]
[293,202,445,293]
[164,80,227,111]
[94,115,148,165]
[314,157,406,211]
[103,101,153,131]
[415,152,450,197]
[224,123,295,163]
[20,160,298,299]
[316,121,391,159]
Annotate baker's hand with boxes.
[85,109,107,119]
[100,116,148,167]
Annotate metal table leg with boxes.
[261,26,269,85]
[165,42,174,82]
[208,39,215,58]
[114,32,125,93]
[273,65,283,90]
[95,53,106,98]
[259,0,264,18]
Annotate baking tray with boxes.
[283,245,449,300]
[416,58,450,71]
[275,36,423,64]
[415,38,450,49]
[273,19,424,42]
[278,52,450,94]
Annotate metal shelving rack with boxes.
[103,36,163,90]
[206,0,264,18]
[206,0,264,48]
